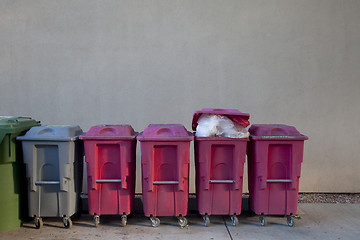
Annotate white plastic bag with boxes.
[195,114,249,138]
[195,114,221,137]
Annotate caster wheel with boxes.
[63,217,72,229]
[231,215,239,226]
[260,216,266,226]
[35,217,43,229]
[121,215,127,227]
[94,215,100,227]
[178,216,188,228]
[287,216,294,227]
[203,215,210,227]
[150,217,160,227]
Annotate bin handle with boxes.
[120,145,128,189]
[153,181,179,184]
[35,181,60,185]
[209,180,235,183]
[96,179,122,183]
[266,179,292,183]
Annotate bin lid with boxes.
[0,116,40,142]
[249,124,308,140]
[137,124,194,142]
[17,125,83,142]
[0,116,40,130]
[192,108,250,131]
[80,125,137,140]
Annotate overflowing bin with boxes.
[247,124,308,227]
[80,125,137,227]
[17,125,83,229]
[0,116,40,232]
[137,124,193,227]
[192,109,249,226]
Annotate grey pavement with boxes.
[1,204,360,240]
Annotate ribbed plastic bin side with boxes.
[17,125,83,229]
[137,124,193,228]
[80,125,137,227]
[247,124,308,227]
[192,108,250,227]
[0,116,40,232]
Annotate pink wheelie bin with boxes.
[80,125,137,227]
[137,124,193,227]
[247,124,308,227]
[192,108,250,226]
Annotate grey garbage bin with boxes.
[17,125,83,229]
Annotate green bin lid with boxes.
[0,116,40,142]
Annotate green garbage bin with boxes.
[0,116,40,232]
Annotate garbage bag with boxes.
[195,114,249,138]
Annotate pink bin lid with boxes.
[79,125,137,140]
[249,124,308,140]
[192,108,250,131]
[137,124,194,142]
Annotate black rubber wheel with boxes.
[203,215,210,227]
[150,217,160,227]
[35,217,43,229]
[231,215,239,226]
[94,215,100,227]
[121,215,127,226]
[260,216,266,226]
[63,217,72,229]
[178,217,188,227]
[287,216,294,227]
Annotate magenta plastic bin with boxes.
[79,125,137,227]
[192,108,250,226]
[247,124,308,227]
[137,124,193,227]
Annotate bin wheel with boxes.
[63,217,72,229]
[231,215,239,226]
[35,217,43,229]
[259,216,266,226]
[94,215,100,227]
[287,216,294,227]
[121,215,127,227]
[150,217,160,227]
[178,216,188,228]
[203,215,210,227]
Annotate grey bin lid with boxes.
[17,125,83,142]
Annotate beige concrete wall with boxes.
[1,0,359,193]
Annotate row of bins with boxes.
[0,108,307,231]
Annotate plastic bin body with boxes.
[192,109,250,216]
[80,125,137,216]
[195,137,247,216]
[17,125,83,218]
[137,124,193,217]
[0,116,40,232]
[247,124,308,216]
